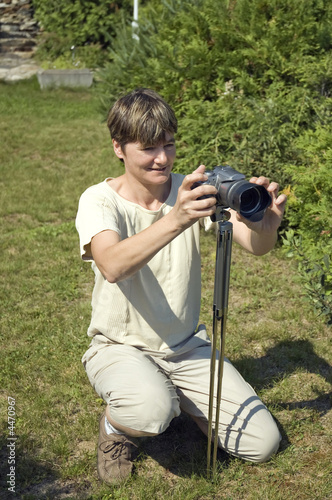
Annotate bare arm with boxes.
[91,166,218,283]
[230,176,287,255]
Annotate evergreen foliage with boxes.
[96,0,332,321]
[98,0,332,174]
[282,126,332,322]
[32,0,133,66]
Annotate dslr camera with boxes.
[196,165,271,222]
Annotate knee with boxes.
[249,419,281,463]
[137,382,181,434]
[220,408,281,463]
[146,393,180,434]
[109,381,181,435]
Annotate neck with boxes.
[109,174,172,210]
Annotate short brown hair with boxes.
[107,88,177,148]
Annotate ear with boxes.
[112,139,125,160]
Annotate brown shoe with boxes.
[97,412,137,484]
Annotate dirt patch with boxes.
[17,477,92,500]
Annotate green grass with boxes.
[0,78,331,500]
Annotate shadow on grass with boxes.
[233,339,331,413]
[0,436,92,500]
[141,339,331,476]
[137,411,229,479]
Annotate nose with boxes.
[155,147,168,165]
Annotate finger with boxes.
[267,181,280,200]
[195,195,217,210]
[275,193,288,207]
[249,175,270,185]
[183,167,208,190]
[193,164,206,174]
[267,181,279,191]
[192,184,218,200]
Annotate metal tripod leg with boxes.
[207,209,233,479]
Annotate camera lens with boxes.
[225,180,271,221]
[239,187,261,216]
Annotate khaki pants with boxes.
[82,341,281,463]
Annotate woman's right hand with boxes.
[170,165,218,230]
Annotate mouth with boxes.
[148,166,168,172]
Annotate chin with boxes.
[149,169,171,178]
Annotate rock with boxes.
[0,1,40,81]
[0,0,39,57]
[3,61,40,80]
[37,68,93,89]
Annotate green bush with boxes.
[97,0,332,176]
[96,0,332,321]
[174,83,329,180]
[39,42,107,69]
[284,126,332,238]
[282,230,332,323]
[32,0,133,66]
[99,0,332,100]
[281,126,332,323]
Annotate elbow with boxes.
[104,272,121,284]
[105,275,118,284]
[99,265,122,284]
[94,255,128,283]
[104,268,130,283]
[95,259,135,283]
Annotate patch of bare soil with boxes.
[16,478,91,500]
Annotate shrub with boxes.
[282,230,332,324]
[281,126,332,323]
[32,0,133,66]
[284,126,332,238]
[98,0,332,178]
[96,0,332,321]
[97,0,332,101]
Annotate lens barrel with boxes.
[221,180,271,222]
[204,166,272,222]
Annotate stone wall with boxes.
[0,0,39,58]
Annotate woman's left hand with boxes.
[235,176,287,234]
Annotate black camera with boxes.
[196,165,272,222]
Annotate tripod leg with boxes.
[207,312,218,476]
[207,218,233,479]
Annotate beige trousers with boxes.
[82,341,281,463]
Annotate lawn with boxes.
[0,78,331,500]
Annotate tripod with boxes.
[207,205,233,479]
